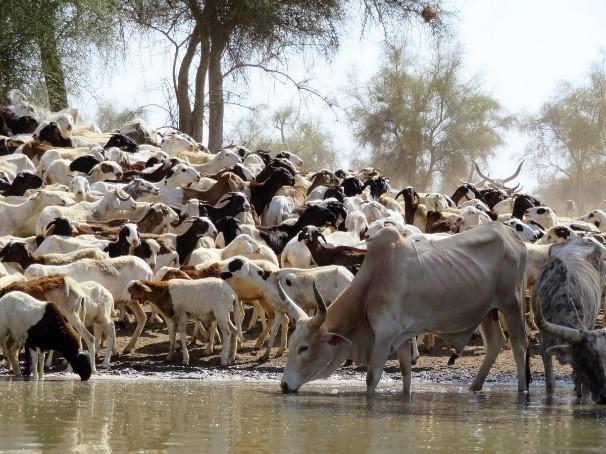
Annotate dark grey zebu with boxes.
[532,237,606,402]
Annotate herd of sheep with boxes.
[1,89,606,400]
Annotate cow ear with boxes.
[545,344,573,363]
[323,332,352,347]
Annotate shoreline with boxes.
[0,317,574,386]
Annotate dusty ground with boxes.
[0,308,573,385]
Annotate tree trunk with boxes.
[176,27,200,134]
[207,35,225,152]
[37,14,68,111]
[190,29,210,142]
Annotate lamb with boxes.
[1,171,42,196]
[23,256,153,354]
[182,173,245,205]
[0,241,108,269]
[298,226,366,272]
[144,216,218,264]
[126,278,242,365]
[78,281,116,369]
[0,275,97,371]
[193,149,241,174]
[0,190,73,236]
[249,168,295,215]
[263,195,296,226]
[0,291,92,380]
[104,224,141,257]
[35,188,137,235]
[220,257,354,360]
[188,233,278,267]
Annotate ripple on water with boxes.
[0,379,604,452]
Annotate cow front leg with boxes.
[366,341,391,396]
[397,341,413,398]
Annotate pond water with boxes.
[0,378,605,452]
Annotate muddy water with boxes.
[0,379,605,452]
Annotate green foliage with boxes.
[348,44,509,191]
[230,104,337,171]
[96,103,147,132]
[524,58,606,212]
[1,0,119,107]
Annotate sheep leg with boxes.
[3,340,21,377]
[38,352,45,380]
[99,322,115,369]
[255,301,276,350]
[207,321,218,355]
[233,299,244,342]
[166,318,177,361]
[178,320,189,366]
[191,321,209,345]
[93,324,103,359]
[122,301,147,354]
[247,302,261,332]
[260,314,283,361]
[67,314,96,372]
[30,349,39,381]
[275,314,289,357]
[45,350,54,368]
[217,320,233,366]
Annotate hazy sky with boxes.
[77,0,606,191]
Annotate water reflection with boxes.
[0,379,605,452]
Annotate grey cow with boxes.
[533,237,606,402]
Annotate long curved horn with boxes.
[319,232,328,244]
[311,281,327,329]
[502,160,526,183]
[534,296,583,344]
[473,160,495,184]
[395,189,405,200]
[277,280,308,323]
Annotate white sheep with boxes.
[0,291,92,381]
[126,278,242,365]
[188,233,278,267]
[35,188,136,235]
[0,190,72,236]
[24,256,153,354]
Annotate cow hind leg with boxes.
[470,315,506,392]
[501,305,530,393]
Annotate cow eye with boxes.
[297,345,309,354]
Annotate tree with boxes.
[524,60,606,213]
[124,0,449,151]
[96,103,148,132]
[230,104,337,170]
[348,44,509,190]
[1,0,119,110]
